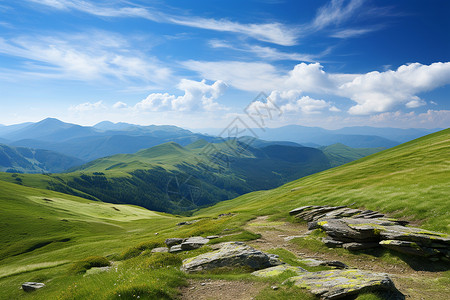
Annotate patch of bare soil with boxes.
[244,216,450,300]
[179,279,266,300]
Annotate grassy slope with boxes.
[321,143,385,167]
[196,129,450,232]
[0,129,448,299]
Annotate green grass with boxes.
[69,256,110,274]
[0,138,375,214]
[196,129,450,232]
[0,129,448,299]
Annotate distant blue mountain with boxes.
[0,119,440,161]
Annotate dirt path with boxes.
[179,279,266,300]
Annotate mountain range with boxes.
[197,125,440,148]
[0,119,440,162]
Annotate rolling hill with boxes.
[0,144,84,173]
[0,129,447,300]
[0,137,387,213]
[0,140,332,213]
[198,128,450,232]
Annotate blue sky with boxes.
[0,0,449,129]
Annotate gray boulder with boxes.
[22,282,45,292]
[165,238,185,247]
[181,236,210,250]
[287,269,400,300]
[169,244,183,253]
[181,242,281,273]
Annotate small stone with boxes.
[169,245,183,253]
[22,282,45,292]
[201,282,206,286]
[206,235,220,239]
[271,286,279,290]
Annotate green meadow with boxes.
[0,129,448,299]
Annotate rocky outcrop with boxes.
[287,269,400,300]
[181,241,281,273]
[22,282,45,292]
[290,205,450,260]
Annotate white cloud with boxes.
[69,101,106,112]
[0,32,171,83]
[330,27,378,38]
[312,0,365,30]
[113,101,128,109]
[28,0,298,46]
[268,90,339,114]
[369,110,450,128]
[170,17,298,46]
[184,60,450,115]
[135,79,228,112]
[209,40,316,62]
[340,62,450,114]
[182,60,283,92]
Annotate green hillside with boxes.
[320,143,385,167]
[0,130,448,299]
[0,140,333,213]
[0,144,83,173]
[197,128,450,232]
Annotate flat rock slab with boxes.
[299,258,348,269]
[181,236,210,250]
[151,247,169,253]
[288,269,397,299]
[252,264,306,277]
[22,282,45,292]
[181,242,281,273]
[169,244,183,253]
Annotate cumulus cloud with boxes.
[135,79,228,112]
[268,90,340,114]
[184,60,450,115]
[69,101,106,112]
[340,62,450,114]
[113,101,128,109]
